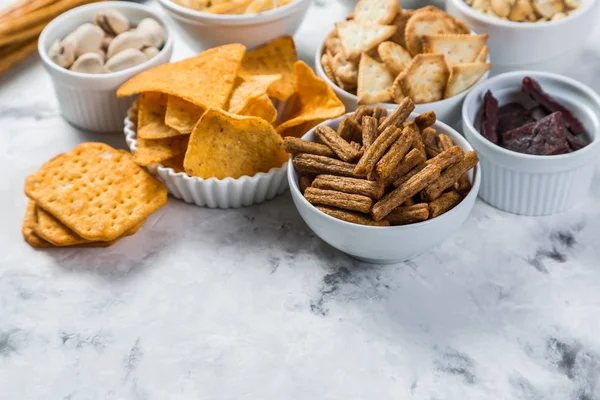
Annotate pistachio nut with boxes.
[106,30,152,59]
[136,18,165,48]
[69,52,106,74]
[105,48,146,72]
[141,46,159,60]
[101,34,114,51]
[64,23,105,57]
[48,39,75,68]
[532,0,564,19]
[564,0,579,8]
[94,9,129,36]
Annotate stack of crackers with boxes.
[116,37,345,180]
[22,143,168,248]
[320,0,491,105]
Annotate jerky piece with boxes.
[378,97,415,133]
[414,111,436,131]
[362,116,378,149]
[498,107,533,136]
[374,122,416,182]
[293,154,358,177]
[312,174,385,199]
[354,126,402,177]
[304,187,373,213]
[337,115,363,143]
[299,175,314,194]
[498,103,527,117]
[522,76,585,134]
[353,105,373,124]
[529,105,549,121]
[422,151,479,201]
[283,137,336,158]
[388,148,426,186]
[315,125,361,162]
[385,203,429,225]
[426,145,464,170]
[566,132,588,151]
[317,206,390,226]
[503,112,569,155]
[429,191,462,218]
[481,90,499,144]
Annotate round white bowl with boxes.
[288,112,481,264]
[314,39,490,126]
[156,0,311,50]
[462,71,600,216]
[446,0,598,73]
[38,1,174,133]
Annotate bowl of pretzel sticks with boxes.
[285,99,481,264]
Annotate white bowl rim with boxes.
[447,0,593,28]
[156,0,310,24]
[288,111,481,231]
[462,70,600,162]
[38,1,174,81]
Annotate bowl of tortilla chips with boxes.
[118,38,346,208]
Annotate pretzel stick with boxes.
[0,0,34,21]
[0,38,37,74]
[0,0,59,22]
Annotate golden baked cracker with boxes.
[137,92,182,139]
[227,74,281,114]
[235,93,278,124]
[423,34,488,67]
[164,96,205,134]
[22,200,52,248]
[353,0,399,25]
[324,30,343,55]
[335,21,397,61]
[134,135,190,167]
[184,108,289,179]
[238,36,297,101]
[391,74,406,103]
[389,10,414,48]
[117,44,245,110]
[357,53,394,105]
[320,53,337,84]
[405,11,461,55]
[444,62,491,99]
[24,143,167,242]
[377,41,413,76]
[400,54,449,104]
[276,61,346,138]
[475,45,489,63]
[331,51,359,89]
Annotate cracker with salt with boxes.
[134,135,190,167]
[423,34,488,67]
[24,143,167,242]
[336,21,397,61]
[22,200,51,248]
[357,53,394,105]
[320,53,337,84]
[377,41,413,76]
[353,0,399,25]
[389,10,414,48]
[165,96,205,134]
[332,51,359,89]
[444,62,491,99]
[405,11,461,55]
[399,54,449,104]
[475,45,489,63]
[138,92,182,139]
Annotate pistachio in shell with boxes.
[69,52,106,74]
[94,9,129,36]
[48,39,75,68]
[105,48,146,72]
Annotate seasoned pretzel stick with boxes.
[337,115,362,143]
[352,105,373,124]
[385,203,430,225]
[317,206,390,226]
[304,187,373,214]
[393,163,426,187]
[283,137,336,158]
[429,191,462,218]
[412,125,426,157]
[299,175,314,194]
[455,174,472,195]
[421,151,479,201]
[414,111,436,131]
[425,146,464,170]
[0,39,37,74]
[388,148,426,187]
[372,106,388,120]
[435,134,454,151]
[378,97,415,132]
[361,116,378,150]
[312,175,385,199]
[353,125,402,177]
[374,122,416,183]
[422,127,441,158]
[315,125,360,162]
[293,154,358,177]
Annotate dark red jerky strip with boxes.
[481,90,499,144]
[498,107,533,136]
[566,132,588,151]
[503,112,570,155]
[522,76,585,135]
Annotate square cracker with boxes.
[24,143,167,242]
[353,0,399,25]
[336,21,397,61]
[22,200,51,248]
[357,53,395,105]
[444,62,491,99]
[389,10,414,48]
[377,41,413,76]
[405,11,462,55]
[422,34,488,67]
[399,53,449,104]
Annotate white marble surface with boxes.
[2,1,600,399]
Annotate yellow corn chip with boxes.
[204,0,253,13]
[165,96,205,134]
[238,36,297,101]
[276,61,345,138]
[227,74,281,113]
[137,92,182,139]
[134,135,190,167]
[160,154,185,173]
[235,93,277,124]
[118,44,245,110]
[184,108,289,179]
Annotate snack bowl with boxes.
[155,0,311,50]
[123,106,288,208]
[446,0,598,72]
[314,40,490,126]
[38,1,174,133]
[462,71,600,216]
[288,113,481,264]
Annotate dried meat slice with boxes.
[503,112,569,155]
[498,107,533,136]
[481,90,499,144]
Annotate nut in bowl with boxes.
[287,100,481,264]
[316,0,491,124]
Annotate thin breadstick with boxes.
[0,20,46,47]
[0,0,59,22]
[0,39,38,75]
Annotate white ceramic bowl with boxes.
[156,0,311,50]
[38,2,174,133]
[314,40,490,126]
[446,0,598,73]
[123,106,288,208]
[462,71,600,216]
[288,112,481,264]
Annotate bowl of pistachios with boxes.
[38,1,174,133]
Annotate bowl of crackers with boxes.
[286,99,481,264]
[316,0,491,125]
[446,0,598,72]
[156,0,311,50]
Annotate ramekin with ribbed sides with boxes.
[38,2,174,133]
[446,0,598,73]
[288,113,481,264]
[123,106,288,208]
[155,0,310,50]
[462,71,600,216]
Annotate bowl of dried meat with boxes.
[286,99,481,264]
[315,0,491,125]
[462,70,600,215]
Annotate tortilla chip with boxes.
[336,20,397,61]
[357,53,394,105]
[235,93,277,124]
[399,53,449,104]
[117,43,245,110]
[184,108,289,179]
[444,62,491,99]
[276,61,346,138]
[422,34,488,67]
[227,74,281,113]
[133,135,190,167]
[238,36,297,101]
[137,92,182,139]
[160,154,185,173]
[164,96,205,134]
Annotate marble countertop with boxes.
[2,1,600,399]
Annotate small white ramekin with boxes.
[462,71,600,216]
[314,39,490,126]
[446,0,599,73]
[288,112,481,264]
[38,2,174,133]
[156,0,311,50]
[124,106,288,208]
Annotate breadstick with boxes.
[429,191,462,218]
[374,122,416,183]
[304,187,373,214]
[385,203,429,225]
[0,0,59,22]
[352,105,373,124]
[388,148,426,187]
[425,146,464,170]
[421,151,479,201]
[315,125,361,162]
[353,125,402,177]
[316,206,390,226]
[414,111,436,131]
[0,20,47,47]
[0,38,38,74]
[361,116,378,150]
[299,175,314,194]
[312,174,385,199]
[378,97,415,132]
[337,115,362,143]
[293,153,358,177]
[283,137,336,158]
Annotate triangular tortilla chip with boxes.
[234,93,277,124]
[118,43,245,109]
[238,36,297,101]
[353,0,399,25]
[133,135,190,167]
[276,61,345,138]
[400,53,449,104]
[164,96,205,134]
[184,108,289,179]
[357,53,395,105]
[336,21,397,61]
[423,34,488,67]
[227,74,281,113]
[444,62,491,99]
[137,92,182,139]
